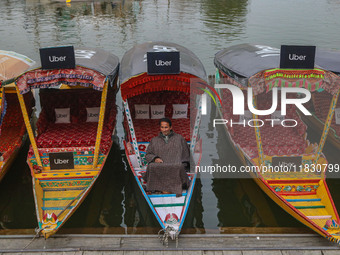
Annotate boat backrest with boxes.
[313,91,339,123]
[39,89,116,122]
[127,91,190,120]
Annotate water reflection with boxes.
[200,0,248,40]
[0,0,340,235]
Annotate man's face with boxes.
[160,121,172,136]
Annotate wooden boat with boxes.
[299,49,340,149]
[14,47,119,238]
[0,50,35,182]
[214,44,340,244]
[120,42,206,242]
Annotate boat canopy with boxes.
[0,50,36,85]
[15,47,119,94]
[119,42,207,100]
[214,44,340,95]
[315,48,340,75]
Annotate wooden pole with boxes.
[315,90,340,165]
[93,80,108,168]
[252,95,265,169]
[15,86,43,168]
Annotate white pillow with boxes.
[151,105,165,119]
[86,107,100,122]
[55,108,70,124]
[135,104,149,119]
[172,104,188,119]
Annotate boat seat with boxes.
[36,122,112,154]
[0,93,33,161]
[35,89,116,154]
[313,92,340,137]
[125,91,192,142]
[221,89,308,158]
[132,118,190,142]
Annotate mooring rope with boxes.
[158,226,179,248]
[22,226,48,250]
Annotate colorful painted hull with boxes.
[28,141,113,238]
[123,140,201,235]
[221,119,340,244]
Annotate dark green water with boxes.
[0,0,340,234]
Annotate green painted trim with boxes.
[43,197,78,201]
[153,203,185,208]
[295,205,325,209]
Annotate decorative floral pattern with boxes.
[16,66,106,94]
[271,185,318,193]
[40,180,92,188]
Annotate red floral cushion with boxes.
[125,91,191,143]
[313,92,340,137]
[0,93,33,161]
[36,122,112,154]
[132,118,190,142]
[221,89,308,158]
[128,91,190,119]
[36,89,117,154]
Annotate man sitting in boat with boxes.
[144,118,190,195]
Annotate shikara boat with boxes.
[14,47,119,238]
[0,50,35,182]
[120,42,206,242]
[214,44,340,244]
[299,49,340,149]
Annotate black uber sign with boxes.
[272,156,302,172]
[49,152,74,170]
[40,46,76,70]
[147,51,180,75]
[280,45,316,69]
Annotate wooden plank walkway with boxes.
[0,234,340,254]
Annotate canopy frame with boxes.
[246,68,339,169]
[14,78,111,172]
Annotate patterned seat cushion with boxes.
[125,91,192,142]
[313,91,340,137]
[0,93,33,161]
[35,89,116,154]
[133,118,191,142]
[128,91,190,119]
[222,89,308,158]
[36,122,112,154]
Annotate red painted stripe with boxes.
[279,191,317,196]
[267,179,320,184]
[37,176,94,180]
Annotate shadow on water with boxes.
[0,139,36,230]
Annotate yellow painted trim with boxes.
[252,95,265,166]
[93,81,108,168]
[315,90,340,164]
[0,87,3,114]
[16,86,43,168]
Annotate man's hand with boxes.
[155,158,163,163]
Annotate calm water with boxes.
[0,0,340,234]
